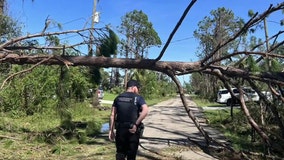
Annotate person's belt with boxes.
[116,122,133,128]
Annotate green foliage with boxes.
[116,10,171,100]
[246,55,260,72]
[96,27,119,57]
[45,35,60,47]
[3,140,14,149]
[88,67,101,86]
[77,131,87,144]
[204,101,284,156]
[59,119,77,140]
[131,70,176,99]
[184,82,193,94]
[0,101,104,145]
[0,65,94,117]
[51,145,64,155]
[0,14,21,43]
[100,69,111,90]
[204,109,261,151]
[0,116,21,132]
[192,7,246,101]
[91,27,119,92]
[86,120,102,137]
[0,90,172,158]
[0,65,58,115]
[0,63,11,76]
[258,58,283,72]
[194,7,245,60]
[190,73,201,95]
[248,10,255,17]
[119,9,162,59]
[270,58,283,72]
[110,86,124,95]
[191,95,221,107]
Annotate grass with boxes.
[190,94,224,107]
[190,95,268,154]
[103,91,117,101]
[0,93,176,160]
[3,93,268,159]
[103,91,173,106]
[203,109,264,151]
[0,101,117,159]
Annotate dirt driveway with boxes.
[136,95,227,160]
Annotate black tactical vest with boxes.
[115,93,139,124]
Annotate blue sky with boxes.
[6,0,284,83]
[7,0,283,60]
[7,0,283,61]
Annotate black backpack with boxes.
[115,93,140,126]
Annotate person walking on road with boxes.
[109,80,149,160]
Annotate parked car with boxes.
[87,88,104,99]
[216,88,232,104]
[97,88,104,99]
[261,91,272,101]
[216,87,259,106]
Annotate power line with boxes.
[168,37,195,44]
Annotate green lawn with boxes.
[103,92,117,101]
[103,91,173,106]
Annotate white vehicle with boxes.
[216,89,231,104]
[261,91,272,101]
[216,87,259,106]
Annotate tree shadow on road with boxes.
[139,103,231,159]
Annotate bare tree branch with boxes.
[0,56,52,89]
[155,0,197,61]
[167,70,235,151]
[0,27,107,49]
[200,2,284,65]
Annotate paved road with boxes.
[100,99,113,105]
[137,96,227,160]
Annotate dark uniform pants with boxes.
[115,127,140,160]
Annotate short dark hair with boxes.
[126,80,140,88]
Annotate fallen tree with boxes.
[1,0,284,158]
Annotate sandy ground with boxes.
[136,95,228,160]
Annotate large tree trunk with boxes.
[0,2,284,157]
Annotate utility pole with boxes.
[263,17,271,71]
[88,0,100,107]
[88,0,98,56]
